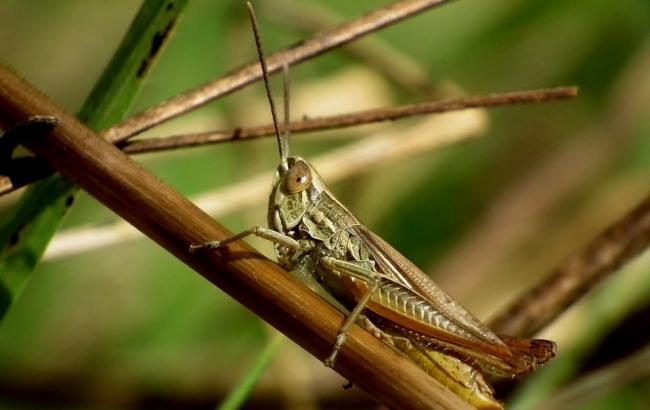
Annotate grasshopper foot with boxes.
[324,356,336,368]
[188,240,222,254]
[324,331,350,368]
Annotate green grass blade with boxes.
[217,336,284,410]
[0,0,190,318]
[77,0,190,129]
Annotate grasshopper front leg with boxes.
[189,226,300,253]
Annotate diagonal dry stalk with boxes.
[489,192,650,337]
[122,87,576,154]
[0,63,471,410]
[262,0,441,97]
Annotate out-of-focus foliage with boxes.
[0,0,189,319]
[0,0,648,408]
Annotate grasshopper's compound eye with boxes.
[286,161,312,193]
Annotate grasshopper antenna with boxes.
[246,1,289,171]
[282,62,291,149]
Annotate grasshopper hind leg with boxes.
[358,315,412,349]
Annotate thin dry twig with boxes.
[0,86,577,195]
[122,87,576,154]
[262,0,439,97]
[101,0,456,144]
[0,62,471,410]
[489,192,650,337]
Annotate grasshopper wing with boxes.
[350,226,555,375]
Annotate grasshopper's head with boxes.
[268,156,327,233]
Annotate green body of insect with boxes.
[266,157,555,409]
[191,4,557,409]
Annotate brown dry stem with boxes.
[0,63,470,410]
[123,86,576,154]
[262,0,440,97]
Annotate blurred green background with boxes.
[0,0,649,408]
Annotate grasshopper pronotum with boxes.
[191,3,556,409]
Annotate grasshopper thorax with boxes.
[268,156,327,234]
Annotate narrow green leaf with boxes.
[0,0,190,318]
[217,336,284,410]
[77,0,190,129]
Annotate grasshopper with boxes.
[191,3,556,409]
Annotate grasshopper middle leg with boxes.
[320,257,389,367]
